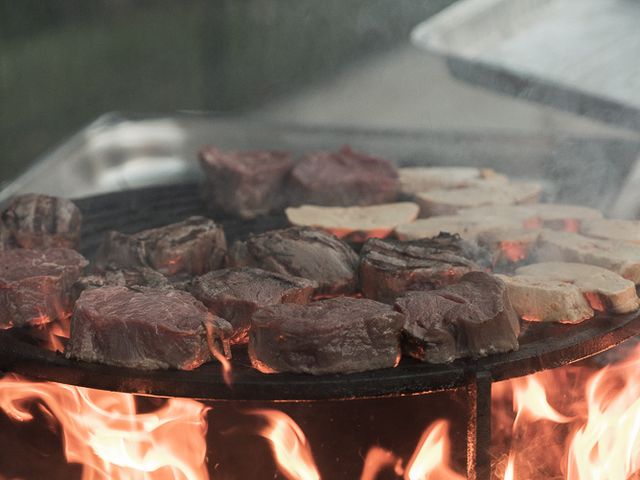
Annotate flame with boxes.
[503,452,515,480]
[0,375,209,480]
[359,446,402,480]
[496,343,640,479]
[404,420,464,480]
[511,375,572,426]
[565,347,640,480]
[499,241,529,262]
[250,409,321,480]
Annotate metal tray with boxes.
[412,0,640,131]
[2,112,640,217]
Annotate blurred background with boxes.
[1,0,638,186]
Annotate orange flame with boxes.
[511,375,572,426]
[565,347,640,480]
[404,420,464,480]
[503,452,515,480]
[0,375,209,480]
[359,446,402,480]
[250,409,321,480]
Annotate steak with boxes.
[397,272,520,363]
[288,145,399,207]
[190,267,317,344]
[228,227,359,295]
[72,266,171,300]
[359,234,485,304]
[66,286,232,370]
[249,296,404,375]
[0,248,88,328]
[96,216,227,279]
[1,194,82,249]
[199,148,294,219]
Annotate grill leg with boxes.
[466,370,492,480]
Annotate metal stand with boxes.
[466,370,492,480]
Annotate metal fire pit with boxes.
[2,115,640,479]
[1,183,640,480]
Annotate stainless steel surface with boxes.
[2,112,640,217]
[412,0,640,130]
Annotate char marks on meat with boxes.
[96,216,227,279]
[190,267,317,344]
[1,194,82,249]
[72,266,171,300]
[228,226,359,295]
[199,148,294,219]
[66,286,232,370]
[397,272,520,363]
[0,248,88,328]
[359,233,485,304]
[288,145,399,207]
[250,296,404,375]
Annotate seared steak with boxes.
[190,267,316,344]
[0,248,88,328]
[66,286,232,370]
[72,266,171,300]
[249,297,404,375]
[359,234,485,304]
[96,216,227,279]
[228,227,359,295]
[288,146,399,207]
[199,148,294,219]
[1,194,82,249]
[397,272,520,363]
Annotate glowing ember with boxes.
[0,375,209,480]
[250,409,321,480]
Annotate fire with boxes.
[250,409,321,480]
[360,446,402,480]
[0,374,210,480]
[404,420,464,480]
[496,343,640,479]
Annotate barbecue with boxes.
[1,194,82,250]
[1,133,640,480]
[0,247,88,328]
[190,267,316,344]
[359,233,484,304]
[199,148,294,219]
[398,271,520,363]
[96,216,227,279]
[66,286,232,370]
[229,226,360,295]
[250,296,404,375]
[287,145,399,207]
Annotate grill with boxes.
[1,180,639,480]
